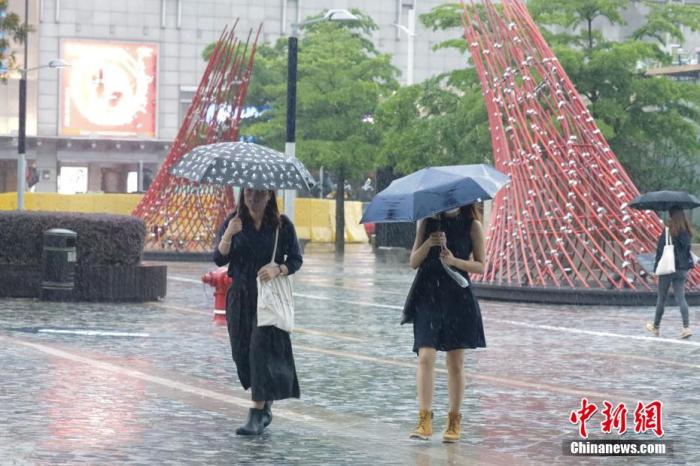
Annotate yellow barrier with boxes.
[0,193,368,243]
[289,198,368,243]
[0,192,142,214]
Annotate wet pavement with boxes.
[1,242,699,465]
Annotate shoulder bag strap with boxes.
[270,227,279,263]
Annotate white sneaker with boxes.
[645,322,659,337]
[680,327,692,339]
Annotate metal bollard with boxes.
[41,228,77,301]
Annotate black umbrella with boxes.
[629,191,700,211]
[170,142,316,190]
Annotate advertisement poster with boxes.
[59,40,157,137]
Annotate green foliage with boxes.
[0,0,29,83]
[202,10,399,251]
[373,6,495,174]
[634,1,700,45]
[202,2,700,196]
[530,0,700,193]
[374,69,491,174]
[414,0,700,193]
[207,9,399,185]
[529,0,629,29]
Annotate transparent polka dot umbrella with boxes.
[170,142,316,190]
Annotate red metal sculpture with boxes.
[132,23,261,252]
[462,0,699,290]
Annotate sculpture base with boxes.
[473,282,700,306]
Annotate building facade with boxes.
[0,0,466,194]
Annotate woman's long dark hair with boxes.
[668,206,693,237]
[236,189,281,230]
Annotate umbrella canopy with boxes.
[360,164,510,224]
[629,191,700,211]
[170,142,316,190]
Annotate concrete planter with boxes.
[0,263,166,302]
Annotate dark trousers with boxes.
[654,270,689,328]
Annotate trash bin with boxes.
[41,228,77,301]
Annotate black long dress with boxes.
[214,212,302,401]
[403,212,486,354]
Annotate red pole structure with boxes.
[461,0,699,291]
[132,23,263,253]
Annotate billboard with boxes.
[60,40,157,137]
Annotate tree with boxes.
[374,3,495,178]
[374,62,492,176]
[0,0,29,83]
[393,1,700,195]
[529,0,700,194]
[206,11,399,253]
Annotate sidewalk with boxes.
[0,243,697,465]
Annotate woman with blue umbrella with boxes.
[362,164,509,443]
[406,203,487,443]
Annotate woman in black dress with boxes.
[403,204,486,443]
[214,188,303,435]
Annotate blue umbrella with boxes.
[360,164,509,224]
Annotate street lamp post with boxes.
[284,9,358,221]
[16,59,69,210]
[17,68,27,210]
[17,0,29,211]
[393,7,416,86]
[16,0,69,210]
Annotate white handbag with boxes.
[654,227,676,276]
[256,228,294,333]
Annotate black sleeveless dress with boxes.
[403,212,486,354]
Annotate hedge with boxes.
[0,211,145,266]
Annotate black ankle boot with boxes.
[262,401,273,428]
[236,408,265,435]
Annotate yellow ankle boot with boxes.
[410,409,433,440]
[442,411,462,443]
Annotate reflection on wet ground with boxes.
[1,243,697,465]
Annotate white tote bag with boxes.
[654,227,676,276]
[256,228,294,333]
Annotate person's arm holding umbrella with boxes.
[409,220,445,270]
[439,220,486,275]
[214,211,243,265]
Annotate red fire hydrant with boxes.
[201,267,233,325]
